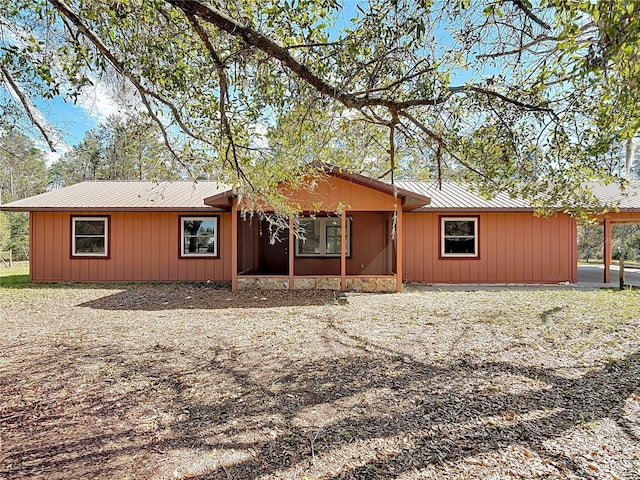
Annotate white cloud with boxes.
[43,148,67,166]
[76,80,123,123]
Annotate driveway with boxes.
[578,264,640,288]
[406,264,640,291]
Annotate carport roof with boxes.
[585,181,640,211]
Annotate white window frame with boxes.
[296,216,351,257]
[180,216,218,257]
[72,216,109,257]
[441,216,478,258]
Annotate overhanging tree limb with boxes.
[184,11,252,187]
[47,0,205,180]
[1,63,58,151]
[398,110,494,183]
[167,0,556,117]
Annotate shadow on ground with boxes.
[77,284,343,310]
[1,321,638,479]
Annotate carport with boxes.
[587,182,640,284]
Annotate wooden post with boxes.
[603,218,612,283]
[340,212,347,291]
[231,197,238,291]
[289,216,294,290]
[619,258,625,290]
[9,250,11,268]
[396,206,403,293]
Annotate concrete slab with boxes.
[577,264,640,288]
[404,265,640,292]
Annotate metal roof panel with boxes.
[0,181,230,210]
[394,181,531,210]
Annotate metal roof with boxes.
[396,180,640,212]
[395,181,531,211]
[4,178,640,213]
[0,181,230,211]
[584,181,640,210]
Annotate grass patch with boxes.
[0,261,29,287]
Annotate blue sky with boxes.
[36,96,99,145]
[29,81,122,164]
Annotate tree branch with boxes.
[285,41,340,50]
[169,1,559,119]
[184,12,253,187]
[47,0,221,180]
[0,63,58,152]
[397,110,496,184]
[510,0,551,30]
[477,34,558,59]
[167,0,371,109]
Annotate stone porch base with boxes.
[237,276,398,292]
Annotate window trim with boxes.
[440,216,479,259]
[295,216,352,258]
[70,215,110,259]
[179,215,220,259]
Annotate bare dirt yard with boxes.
[1,283,639,480]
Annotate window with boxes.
[296,216,350,257]
[180,216,218,257]
[441,217,478,257]
[72,216,109,257]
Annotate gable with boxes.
[204,169,431,211]
[284,174,403,211]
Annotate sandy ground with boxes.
[1,284,639,479]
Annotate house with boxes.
[3,168,636,290]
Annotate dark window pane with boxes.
[444,237,475,254]
[299,220,321,254]
[183,236,215,254]
[184,237,198,254]
[75,220,105,235]
[75,237,105,254]
[326,237,341,254]
[326,225,342,254]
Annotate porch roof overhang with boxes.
[203,167,431,211]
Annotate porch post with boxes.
[396,206,403,292]
[289,216,295,290]
[603,217,612,283]
[231,197,238,291]
[341,212,347,291]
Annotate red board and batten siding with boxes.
[403,212,577,284]
[30,211,232,282]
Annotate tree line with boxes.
[0,113,186,260]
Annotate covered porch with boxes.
[203,167,430,292]
[234,211,400,292]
